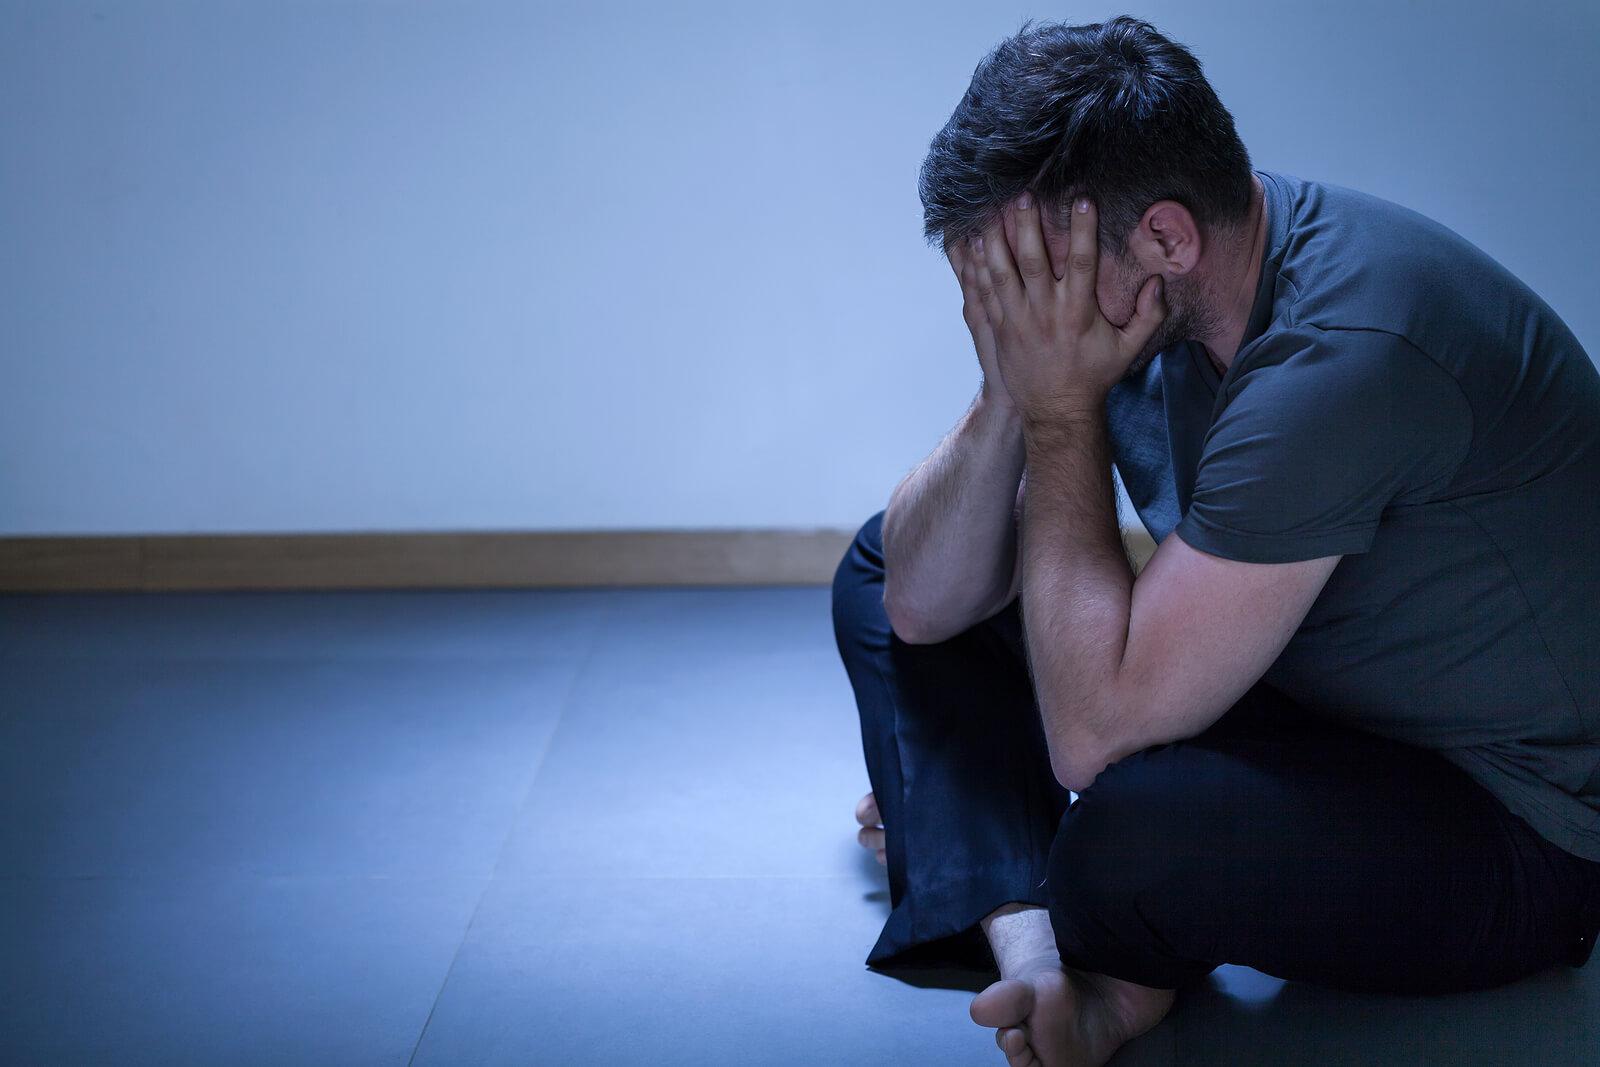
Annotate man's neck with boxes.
[1200,173,1268,375]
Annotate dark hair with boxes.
[918,15,1253,258]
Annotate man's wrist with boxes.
[974,389,1024,431]
[1021,397,1104,449]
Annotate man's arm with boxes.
[965,189,1339,792]
[881,393,1025,644]
[1017,412,1338,791]
[881,238,1039,645]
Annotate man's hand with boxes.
[946,240,1013,411]
[961,192,1167,423]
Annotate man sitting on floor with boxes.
[831,14,1600,1067]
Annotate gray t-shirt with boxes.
[1105,168,1600,861]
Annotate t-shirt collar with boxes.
[1237,169,1291,354]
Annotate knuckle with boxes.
[1070,253,1095,273]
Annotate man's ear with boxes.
[1133,199,1202,275]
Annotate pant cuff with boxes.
[866,871,1050,973]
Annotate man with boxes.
[831,15,1600,1067]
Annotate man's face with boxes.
[1002,201,1202,380]
[1105,244,1209,379]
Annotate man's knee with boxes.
[841,509,885,572]
[1048,755,1191,900]
[831,509,888,648]
[1042,752,1228,986]
[1037,754,1200,974]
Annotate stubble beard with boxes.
[1120,272,1220,382]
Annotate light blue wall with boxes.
[3,0,1596,535]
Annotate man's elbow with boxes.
[883,587,973,646]
[1047,725,1112,794]
[1051,753,1106,795]
[883,591,942,645]
[1050,697,1211,791]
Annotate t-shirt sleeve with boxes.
[1173,326,1474,564]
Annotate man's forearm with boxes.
[882,390,1025,642]
[1017,404,1135,791]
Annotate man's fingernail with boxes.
[1016,191,1031,210]
[1076,197,1089,213]
[974,235,984,253]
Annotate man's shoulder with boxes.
[1280,189,1478,311]
[1261,177,1543,380]
[1268,169,1452,242]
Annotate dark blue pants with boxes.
[832,509,1600,993]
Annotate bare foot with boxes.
[970,958,1175,1067]
[854,791,886,865]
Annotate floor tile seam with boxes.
[5,651,593,666]
[470,873,875,882]
[404,589,619,1066]
[0,872,882,885]
[0,872,496,884]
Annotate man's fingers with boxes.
[970,235,1001,327]
[952,242,975,308]
[959,251,1000,359]
[1118,273,1169,360]
[952,240,990,325]
[980,216,1016,290]
[975,215,1018,325]
[857,826,886,852]
[1008,191,1051,287]
[1064,193,1099,320]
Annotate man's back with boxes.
[1110,169,1600,860]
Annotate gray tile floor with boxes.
[2,587,1597,1065]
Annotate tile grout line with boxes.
[404,590,620,1067]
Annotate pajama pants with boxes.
[831,508,1600,993]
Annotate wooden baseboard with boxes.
[0,526,1158,593]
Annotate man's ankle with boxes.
[981,901,1061,978]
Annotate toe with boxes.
[855,792,881,827]
[998,1027,1027,1055]
[997,1022,1040,1067]
[970,977,1034,1028]
[1004,1034,1037,1067]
